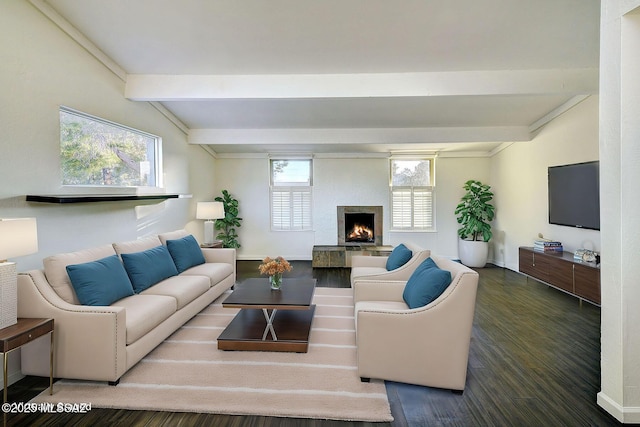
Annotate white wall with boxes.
[490,96,601,271]
[597,1,640,423]
[214,154,491,260]
[0,0,216,388]
[0,0,216,273]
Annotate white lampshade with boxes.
[0,218,38,329]
[0,217,38,261]
[196,202,225,220]
[196,202,224,245]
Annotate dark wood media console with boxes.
[519,247,600,305]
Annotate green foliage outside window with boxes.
[60,108,157,187]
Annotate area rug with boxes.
[32,287,393,422]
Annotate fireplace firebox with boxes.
[337,206,383,246]
[345,213,375,243]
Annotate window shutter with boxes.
[413,187,434,229]
[271,187,312,230]
[391,186,434,230]
[391,188,413,229]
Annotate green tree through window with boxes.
[60,107,159,187]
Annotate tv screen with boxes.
[548,161,600,230]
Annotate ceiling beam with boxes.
[125,69,598,101]
[188,126,531,145]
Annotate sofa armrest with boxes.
[353,280,406,303]
[202,247,236,264]
[18,270,127,382]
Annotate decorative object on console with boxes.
[258,256,292,290]
[574,249,597,262]
[533,238,563,253]
[214,190,243,248]
[196,201,225,245]
[455,180,495,268]
[0,218,38,328]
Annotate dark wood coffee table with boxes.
[217,278,316,352]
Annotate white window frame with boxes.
[59,106,162,189]
[270,158,313,231]
[390,157,436,231]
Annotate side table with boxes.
[0,318,54,403]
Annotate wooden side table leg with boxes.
[49,330,54,395]
[3,351,7,403]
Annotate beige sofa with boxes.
[350,242,430,286]
[17,230,235,384]
[354,255,479,391]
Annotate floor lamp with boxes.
[0,218,38,329]
[196,202,225,245]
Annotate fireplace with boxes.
[337,206,383,246]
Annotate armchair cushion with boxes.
[121,245,179,293]
[386,244,413,271]
[402,257,452,309]
[66,255,135,306]
[166,235,206,273]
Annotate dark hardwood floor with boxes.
[4,261,622,426]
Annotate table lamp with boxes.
[196,202,225,245]
[0,218,38,329]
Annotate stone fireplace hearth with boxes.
[337,206,383,246]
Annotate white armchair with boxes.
[349,242,430,287]
[354,255,479,391]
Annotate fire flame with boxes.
[348,224,373,241]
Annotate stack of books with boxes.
[533,238,563,253]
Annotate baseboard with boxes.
[0,370,25,391]
[236,255,312,262]
[597,391,640,423]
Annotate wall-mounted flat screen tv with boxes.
[548,161,600,230]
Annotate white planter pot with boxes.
[458,239,489,268]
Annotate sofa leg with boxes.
[360,377,370,383]
[451,389,463,395]
[108,379,120,386]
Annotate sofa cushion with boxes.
[44,244,117,304]
[386,244,413,271]
[112,235,163,256]
[141,275,210,310]
[158,229,189,246]
[111,294,177,345]
[166,235,206,273]
[180,262,234,287]
[66,255,135,306]
[121,246,179,293]
[402,257,452,309]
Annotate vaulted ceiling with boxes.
[36,0,601,155]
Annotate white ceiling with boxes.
[38,0,601,155]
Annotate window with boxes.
[60,107,161,187]
[390,158,435,230]
[270,159,313,230]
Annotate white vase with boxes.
[458,239,489,268]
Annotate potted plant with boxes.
[454,180,495,267]
[214,189,243,248]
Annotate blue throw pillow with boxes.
[66,255,135,306]
[386,243,413,271]
[121,245,179,293]
[166,235,206,273]
[402,257,452,309]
